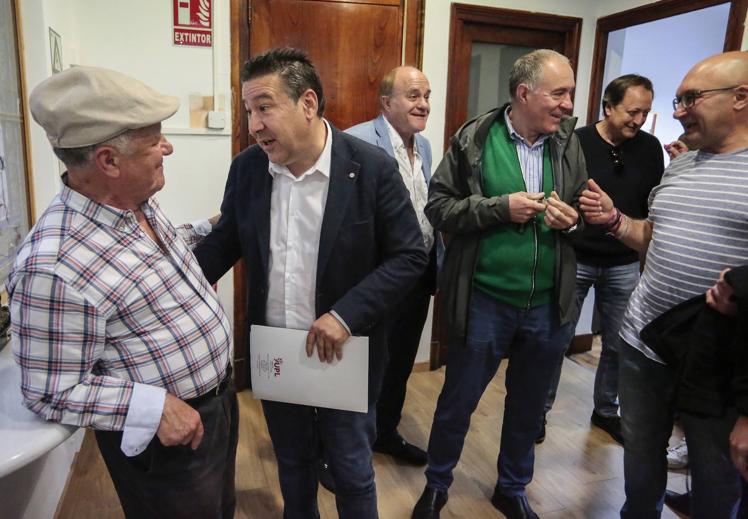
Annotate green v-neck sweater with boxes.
[473,119,555,309]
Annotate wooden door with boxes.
[229,0,424,389]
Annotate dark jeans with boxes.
[619,342,744,519]
[262,400,378,519]
[546,261,639,416]
[96,384,239,519]
[377,272,431,441]
[425,290,572,496]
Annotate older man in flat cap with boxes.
[7,66,236,519]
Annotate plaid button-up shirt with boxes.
[7,183,231,437]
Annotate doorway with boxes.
[588,0,747,132]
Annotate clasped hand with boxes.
[508,191,577,229]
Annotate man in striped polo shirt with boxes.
[581,51,748,518]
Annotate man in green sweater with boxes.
[412,49,587,519]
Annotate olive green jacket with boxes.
[425,104,588,347]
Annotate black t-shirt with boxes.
[573,123,664,266]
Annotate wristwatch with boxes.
[561,221,578,234]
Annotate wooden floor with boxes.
[55,342,687,518]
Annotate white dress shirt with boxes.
[265,120,340,331]
[384,118,434,252]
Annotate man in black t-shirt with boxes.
[543,75,664,445]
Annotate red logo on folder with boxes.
[273,358,283,377]
[173,0,212,47]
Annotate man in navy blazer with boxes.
[193,48,428,519]
[346,66,438,465]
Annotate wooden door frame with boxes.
[444,3,583,149]
[587,0,748,124]
[228,0,425,389]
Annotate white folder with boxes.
[249,325,369,413]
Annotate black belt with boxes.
[185,364,233,407]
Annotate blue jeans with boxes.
[546,261,639,416]
[619,342,744,519]
[262,401,378,519]
[425,290,572,496]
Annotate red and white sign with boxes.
[173,0,212,48]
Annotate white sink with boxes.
[0,344,76,478]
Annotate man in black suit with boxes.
[194,48,428,519]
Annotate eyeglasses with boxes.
[610,146,624,170]
[672,85,738,111]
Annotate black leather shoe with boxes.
[664,489,691,517]
[374,434,427,465]
[590,411,624,445]
[412,486,448,519]
[491,489,539,519]
[318,459,336,494]
[535,415,547,444]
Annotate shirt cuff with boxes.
[329,310,352,335]
[120,383,166,457]
[190,219,213,236]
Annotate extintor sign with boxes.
[173,0,212,47]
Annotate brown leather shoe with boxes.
[412,486,448,519]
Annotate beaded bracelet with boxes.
[603,207,622,232]
[614,214,630,240]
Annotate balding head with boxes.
[674,51,748,153]
[379,66,431,144]
[687,51,748,87]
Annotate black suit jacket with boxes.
[194,126,428,400]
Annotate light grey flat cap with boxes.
[29,66,179,148]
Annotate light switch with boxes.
[207,111,226,129]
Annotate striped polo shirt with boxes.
[620,147,748,362]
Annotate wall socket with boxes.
[207,111,226,129]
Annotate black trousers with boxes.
[96,383,239,519]
[376,270,432,440]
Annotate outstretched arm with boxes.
[579,178,653,254]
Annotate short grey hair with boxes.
[53,131,135,169]
[509,49,571,99]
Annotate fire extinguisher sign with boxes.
[173,0,212,47]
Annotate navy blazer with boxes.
[194,126,429,398]
[346,114,443,291]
